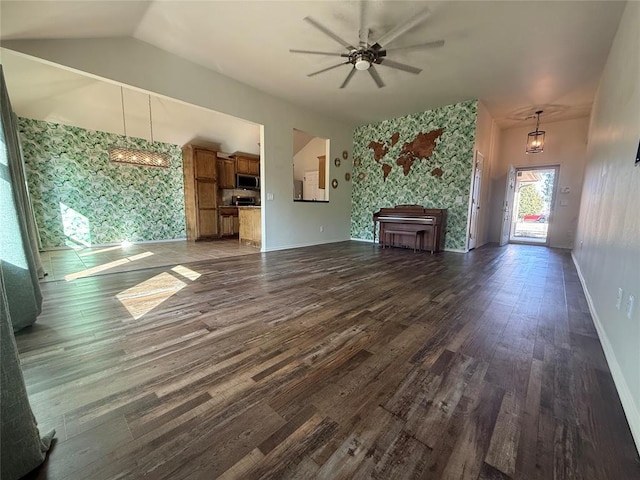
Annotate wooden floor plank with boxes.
[17,242,639,479]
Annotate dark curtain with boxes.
[0,65,55,479]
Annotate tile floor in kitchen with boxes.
[39,239,259,282]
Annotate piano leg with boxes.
[373,221,379,247]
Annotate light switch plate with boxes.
[627,295,635,320]
[616,288,623,310]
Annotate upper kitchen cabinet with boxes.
[235,153,260,176]
[182,145,219,240]
[217,157,236,189]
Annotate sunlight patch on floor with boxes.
[116,272,186,320]
[171,265,201,281]
[78,245,123,257]
[64,251,154,281]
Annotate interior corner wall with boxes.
[573,0,640,450]
[472,101,498,248]
[488,116,589,248]
[2,38,355,251]
[19,118,185,248]
[293,136,325,181]
[351,100,478,251]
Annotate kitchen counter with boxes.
[238,207,261,248]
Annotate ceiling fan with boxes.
[290,2,444,88]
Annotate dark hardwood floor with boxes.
[17,242,639,479]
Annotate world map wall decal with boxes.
[368,128,444,181]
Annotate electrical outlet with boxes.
[627,295,635,320]
[319,225,324,232]
[616,288,623,310]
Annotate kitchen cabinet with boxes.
[217,158,236,189]
[182,145,218,240]
[219,206,239,237]
[238,207,261,248]
[236,155,260,176]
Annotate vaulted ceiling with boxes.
[0,1,626,129]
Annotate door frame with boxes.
[467,150,484,250]
[499,165,517,246]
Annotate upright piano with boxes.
[373,205,446,253]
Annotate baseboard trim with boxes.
[262,239,348,252]
[572,252,640,453]
[350,237,374,243]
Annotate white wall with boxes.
[573,1,640,450]
[1,38,355,251]
[488,116,589,248]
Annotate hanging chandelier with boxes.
[525,110,545,154]
[109,87,170,168]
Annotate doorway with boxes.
[509,166,558,245]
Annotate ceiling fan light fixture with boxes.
[525,110,545,154]
[355,54,371,70]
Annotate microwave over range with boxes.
[236,173,260,190]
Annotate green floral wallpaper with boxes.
[351,100,478,250]
[19,118,186,248]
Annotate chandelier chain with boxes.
[120,87,127,138]
[148,95,154,144]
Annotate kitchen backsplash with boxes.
[221,188,260,206]
[19,118,186,248]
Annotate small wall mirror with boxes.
[293,128,330,202]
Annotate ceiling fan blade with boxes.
[308,62,349,77]
[377,59,422,74]
[358,1,369,46]
[340,67,357,89]
[372,5,432,48]
[290,49,348,56]
[385,40,445,52]
[368,65,385,88]
[304,16,355,50]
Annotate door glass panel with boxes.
[509,167,557,244]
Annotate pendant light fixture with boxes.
[109,87,170,167]
[525,110,545,154]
